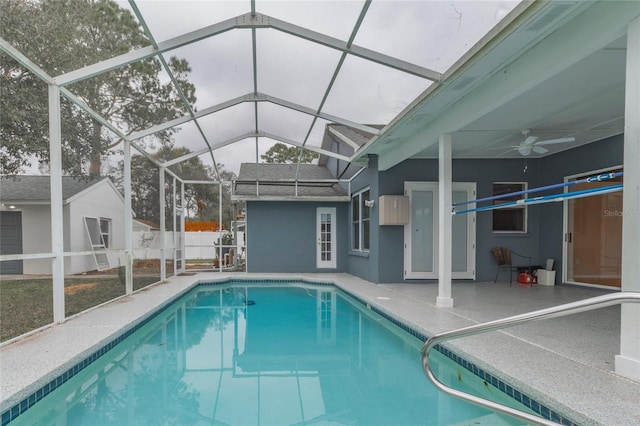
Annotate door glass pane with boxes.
[319,211,333,264]
[568,173,623,287]
[322,216,330,251]
[411,190,434,273]
[363,220,370,250]
[452,191,468,272]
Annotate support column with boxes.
[173,177,178,277]
[123,139,133,294]
[437,133,453,308]
[180,181,185,274]
[49,84,65,323]
[218,182,223,272]
[615,16,640,381]
[159,167,166,281]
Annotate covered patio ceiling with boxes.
[361,1,636,171]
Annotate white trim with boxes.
[82,216,111,271]
[404,181,476,280]
[316,207,337,269]
[617,14,640,381]
[351,187,371,253]
[438,135,454,307]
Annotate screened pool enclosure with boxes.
[0,0,520,337]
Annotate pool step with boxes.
[449,413,522,426]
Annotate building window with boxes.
[493,183,526,232]
[99,218,111,248]
[352,188,370,251]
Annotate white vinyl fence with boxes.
[133,231,244,261]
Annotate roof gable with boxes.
[0,176,116,203]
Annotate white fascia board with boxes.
[232,195,350,202]
[258,15,442,82]
[237,178,343,183]
[0,200,51,206]
[54,14,241,86]
[374,1,639,171]
[182,180,221,185]
[262,132,351,162]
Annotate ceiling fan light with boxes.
[518,146,531,156]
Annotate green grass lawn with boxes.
[0,276,159,342]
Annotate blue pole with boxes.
[453,184,623,215]
[452,171,623,207]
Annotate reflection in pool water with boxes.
[10,282,528,425]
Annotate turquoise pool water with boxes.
[8,281,531,425]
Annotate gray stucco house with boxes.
[234,126,624,287]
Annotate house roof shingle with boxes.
[0,176,110,202]
[237,163,336,180]
[234,164,348,198]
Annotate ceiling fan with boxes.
[509,129,575,156]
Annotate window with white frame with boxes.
[83,216,112,270]
[99,218,111,248]
[492,182,527,232]
[352,188,370,251]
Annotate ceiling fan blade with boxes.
[534,137,575,146]
[522,135,538,145]
[533,146,549,154]
[518,146,531,156]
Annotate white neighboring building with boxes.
[0,176,126,275]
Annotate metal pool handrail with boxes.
[420,292,640,426]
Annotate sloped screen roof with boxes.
[1,0,519,180]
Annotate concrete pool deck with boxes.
[1,272,639,425]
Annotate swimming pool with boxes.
[5,280,547,425]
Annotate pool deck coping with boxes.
[1,272,639,425]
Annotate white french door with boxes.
[316,207,337,269]
[404,182,476,279]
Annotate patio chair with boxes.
[491,247,532,286]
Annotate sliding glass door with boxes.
[566,169,623,287]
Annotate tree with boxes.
[119,147,237,230]
[260,143,318,164]
[0,0,195,176]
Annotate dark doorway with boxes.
[0,211,23,274]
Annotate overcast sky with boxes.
[115,0,520,176]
